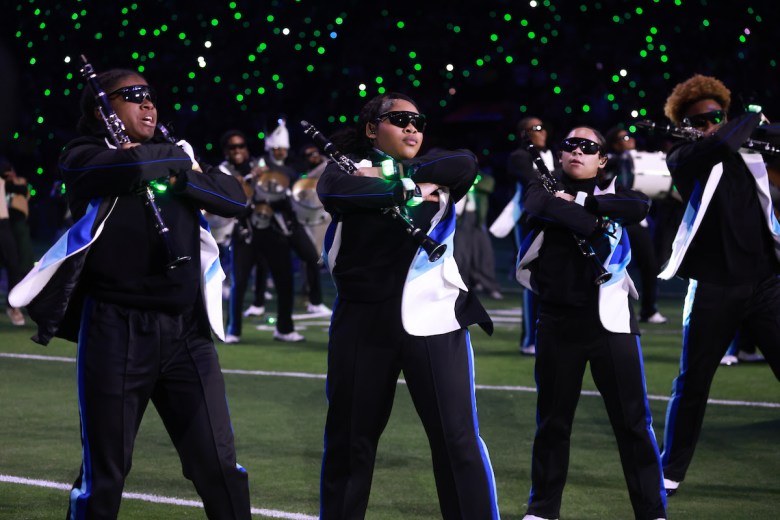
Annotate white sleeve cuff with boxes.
[575,191,588,206]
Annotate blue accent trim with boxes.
[187,181,246,207]
[412,152,477,170]
[634,335,668,511]
[59,157,192,172]
[465,330,501,519]
[70,298,95,519]
[662,279,697,468]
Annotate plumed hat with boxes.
[265,119,290,150]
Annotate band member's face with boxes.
[106,75,157,142]
[225,136,250,165]
[525,118,547,148]
[271,147,288,162]
[684,98,726,136]
[368,99,423,161]
[560,128,606,180]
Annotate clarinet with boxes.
[301,120,447,262]
[636,119,780,156]
[79,55,190,269]
[523,139,612,285]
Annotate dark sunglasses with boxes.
[226,143,247,151]
[682,110,725,129]
[107,84,157,105]
[375,111,427,132]
[560,137,603,155]
[527,124,546,133]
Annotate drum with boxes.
[291,177,328,226]
[254,171,290,203]
[250,203,273,229]
[630,150,673,199]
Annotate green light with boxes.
[409,51,416,59]
[640,50,648,58]
[504,14,511,21]
[381,159,395,177]
[139,28,147,36]
[36,167,44,174]
[266,14,274,22]
[414,63,421,71]
[396,21,405,29]
[29,57,36,65]
[188,72,196,79]
[505,56,513,63]
[178,32,186,40]
[192,105,199,112]
[335,17,343,24]
[636,7,643,14]
[43,89,50,96]
[612,75,620,82]
[660,55,668,62]
[236,94,244,101]
[174,103,182,110]
[317,46,325,54]
[582,104,590,112]
[476,59,484,66]
[234,12,241,20]
[528,31,536,39]
[306,64,314,72]
[248,54,256,62]
[490,34,498,41]
[553,86,561,94]
[375,76,383,84]
[257,87,265,94]
[531,58,539,66]
[703,19,709,27]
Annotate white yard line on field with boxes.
[0,474,318,519]
[1,352,778,408]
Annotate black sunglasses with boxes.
[560,137,603,155]
[527,124,546,133]
[107,84,157,105]
[682,110,725,129]
[375,111,427,132]
[226,143,247,151]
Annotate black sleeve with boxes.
[59,139,194,202]
[584,184,650,225]
[506,149,538,189]
[522,179,600,236]
[403,148,478,203]
[170,163,248,217]
[317,161,406,213]
[666,112,762,196]
[4,182,28,195]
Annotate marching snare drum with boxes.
[630,150,673,199]
[291,177,328,226]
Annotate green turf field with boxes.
[1,279,778,519]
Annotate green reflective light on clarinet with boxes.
[150,180,168,193]
[380,159,395,177]
[406,197,423,207]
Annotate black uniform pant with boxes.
[228,225,321,336]
[320,297,499,520]
[68,299,250,520]
[0,219,23,306]
[527,307,667,520]
[661,276,780,482]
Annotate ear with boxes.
[365,123,377,139]
[93,107,102,121]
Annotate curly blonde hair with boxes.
[663,74,731,124]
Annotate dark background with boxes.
[2,0,777,240]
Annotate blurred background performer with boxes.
[9,67,251,519]
[505,116,559,356]
[603,127,667,324]
[316,92,499,520]
[516,127,666,520]
[658,74,780,497]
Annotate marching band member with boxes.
[10,67,250,519]
[658,74,780,496]
[516,126,666,520]
[316,92,499,519]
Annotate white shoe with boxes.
[720,354,739,366]
[243,305,265,317]
[6,307,25,326]
[737,350,765,363]
[644,312,668,324]
[224,334,241,344]
[523,515,558,520]
[520,344,536,356]
[273,330,305,343]
[306,302,332,315]
[664,478,680,496]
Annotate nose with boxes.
[403,123,417,134]
[140,94,155,108]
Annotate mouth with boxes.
[141,115,156,127]
[403,137,419,146]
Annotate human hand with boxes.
[417,182,440,202]
[355,167,382,178]
[554,191,575,201]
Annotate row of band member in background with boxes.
[0,158,34,326]
[6,67,780,519]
